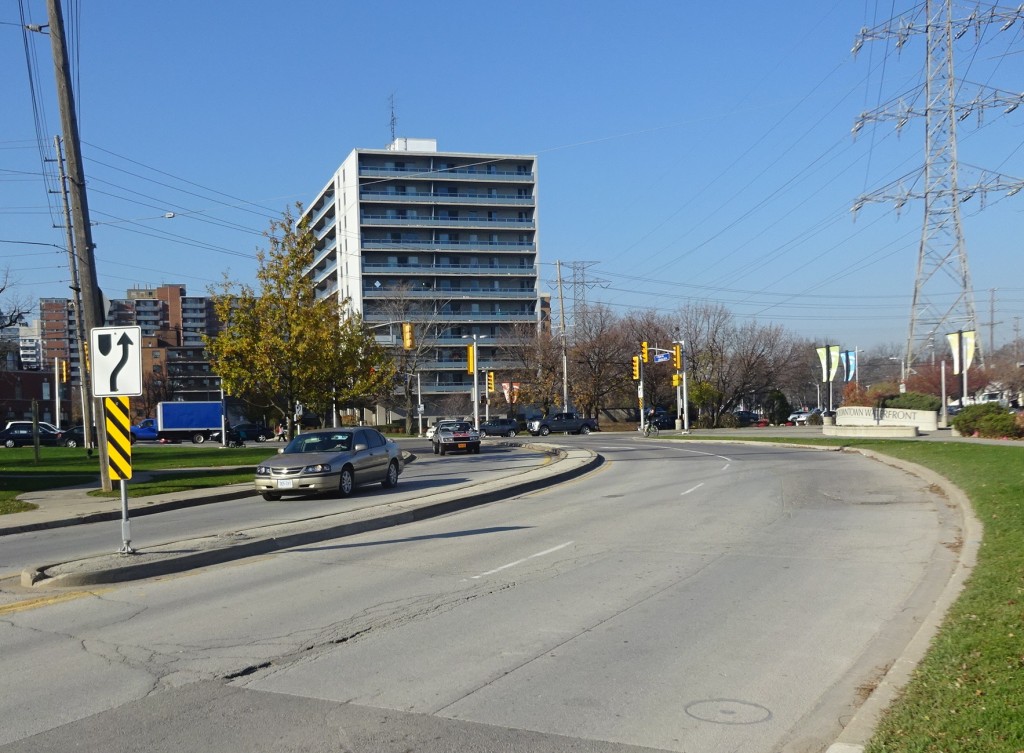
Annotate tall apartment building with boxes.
[36,284,220,392]
[302,138,540,411]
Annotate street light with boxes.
[461,334,486,430]
[888,357,907,393]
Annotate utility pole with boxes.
[54,135,93,448]
[555,260,569,412]
[853,1,1024,371]
[45,0,109,488]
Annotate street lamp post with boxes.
[462,334,485,430]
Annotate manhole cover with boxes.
[684,699,772,725]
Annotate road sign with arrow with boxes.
[90,326,143,397]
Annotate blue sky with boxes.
[3,0,1023,352]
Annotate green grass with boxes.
[0,444,280,508]
[675,435,1024,752]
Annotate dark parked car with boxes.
[62,425,97,447]
[230,422,271,442]
[733,410,761,425]
[479,417,520,437]
[0,425,64,448]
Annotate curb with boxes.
[0,451,418,537]
[22,445,603,588]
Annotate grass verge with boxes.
[0,444,278,510]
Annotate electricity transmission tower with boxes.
[852,0,1024,368]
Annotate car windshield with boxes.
[283,432,352,454]
[445,422,472,432]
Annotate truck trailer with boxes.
[132,401,225,444]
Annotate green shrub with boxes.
[885,391,941,412]
[718,412,739,428]
[806,412,824,426]
[952,402,1008,436]
[763,390,792,425]
[694,415,716,429]
[975,412,1023,439]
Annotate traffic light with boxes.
[641,341,649,363]
[466,344,476,374]
[401,322,415,350]
[672,343,682,370]
[60,359,68,383]
[631,355,641,380]
[672,373,681,387]
[487,371,495,392]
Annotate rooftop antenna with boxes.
[389,93,397,142]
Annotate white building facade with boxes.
[302,139,540,410]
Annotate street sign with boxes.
[90,326,143,397]
[653,352,671,363]
[104,397,132,480]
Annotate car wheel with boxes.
[539,426,550,436]
[192,433,206,444]
[130,434,137,445]
[480,429,488,437]
[338,466,355,497]
[472,445,480,454]
[433,442,439,455]
[439,444,447,456]
[256,433,268,442]
[261,492,281,501]
[382,460,399,488]
[508,429,517,437]
[65,438,78,448]
[580,425,591,435]
[5,439,15,448]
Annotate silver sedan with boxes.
[254,427,402,501]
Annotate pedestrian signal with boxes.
[672,374,681,387]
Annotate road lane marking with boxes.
[471,541,574,579]
[681,483,705,496]
[722,463,730,471]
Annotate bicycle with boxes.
[640,422,659,438]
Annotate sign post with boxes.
[90,326,142,554]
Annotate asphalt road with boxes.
[0,437,960,753]
[0,441,552,579]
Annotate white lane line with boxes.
[680,482,705,496]
[471,541,574,579]
[675,447,733,462]
[722,463,731,471]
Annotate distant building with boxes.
[301,138,540,414]
[36,284,221,398]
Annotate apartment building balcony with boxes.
[362,287,536,300]
[362,239,534,252]
[362,262,535,276]
[307,196,335,225]
[313,217,336,241]
[309,237,337,269]
[313,260,338,286]
[364,311,536,324]
[359,190,533,206]
[359,166,534,182]
[360,215,534,230]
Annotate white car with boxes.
[788,409,822,425]
[426,420,459,441]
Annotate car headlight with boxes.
[256,465,270,476]
[303,463,332,473]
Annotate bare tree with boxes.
[0,268,31,331]
[569,305,634,417]
[495,322,561,417]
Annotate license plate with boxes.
[457,443,467,449]
[278,479,294,489]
